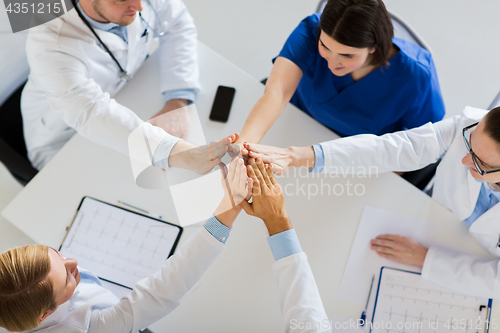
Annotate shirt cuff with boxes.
[204,215,230,244]
[163,89,196,104]
[310,144,325,173]
[152,136,182,170]
[267,229,303,261]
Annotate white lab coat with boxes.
[21,0,199,170]
[318,106,500,299]
[27,228,224,333]
[23,228,329,333]
[273,252,331,333]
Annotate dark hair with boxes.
[483,106,500,145]
[319,0,394,67]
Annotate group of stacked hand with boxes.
[168,133,429,267]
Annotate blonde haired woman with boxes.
[0,157,330,332]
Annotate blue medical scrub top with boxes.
[277,14,445,137]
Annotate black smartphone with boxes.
[209,85,236,123]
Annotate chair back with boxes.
[488,91,500,110]
[0,82,38,185]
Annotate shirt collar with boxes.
[478,180,500,198]
[77,1,120,32]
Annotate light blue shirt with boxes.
[78,2,195,103]
[311,144,325,173]
[464,182,500,227]
[79,270,102,285]
[204,215,230,244]
[204,217,302,261]
[267,229,303,261]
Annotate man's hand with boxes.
[240,158,291,236]
[149,99,190,139]
[370,234,429,267]
[168,133,240,175]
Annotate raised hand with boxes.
[243,143,315,175]
[239,158,291,236]
[216,157,252,216]
[168,133,241,175]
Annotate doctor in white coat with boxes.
[0,157,330,333]
[244,106,500,299]
[22,0,201,170]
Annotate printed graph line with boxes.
[383,293,480,312]
[385,282,483,302]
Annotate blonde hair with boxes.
[0,245,56,332]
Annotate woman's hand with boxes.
[243,143,293,175]
[243,143,315,175]
[214,156,252,227]
[168,133,240,175]
[239,158,291,236]
[370,234,429,267]
[218,157,252,209]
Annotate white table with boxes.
[2,42,498,332]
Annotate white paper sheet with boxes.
[337,205,435,306]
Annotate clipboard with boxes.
[59,196,183,290]
[370,267,492,333]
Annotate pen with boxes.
[360,275,375,327]
[118,200,162,219]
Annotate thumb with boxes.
[239,200,254,216]
[269,163,285,175]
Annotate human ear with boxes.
[38,308,55,323]
[369,46,376,54]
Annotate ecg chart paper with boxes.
[371,268,491,333]
[60,198,181,289]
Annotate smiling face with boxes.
[82,0,143,26]
[38,249,81,323]
[461,120,500,184]
[317,30,375,77]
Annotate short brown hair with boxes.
[483,106,500,147]
[320,0,394,67]
[0,245,56,332]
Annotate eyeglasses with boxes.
[462,122,500,175]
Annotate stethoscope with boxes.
[72,0,166,82]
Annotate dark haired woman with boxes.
[244,105,500,298]
[237,0,445,146]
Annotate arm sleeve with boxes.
[163,88,196,103]
[268,229,303,261]
[422,246,500,299]
[88,228,225,333]
[26,38,180,164]
[401,57,445,130]
[319,115,460,175]
[155,0,200,94]
[272,253,330,332]
[276,14,319,73]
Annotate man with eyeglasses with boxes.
[241,105,500,299]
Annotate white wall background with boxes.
[0,0,500,269]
